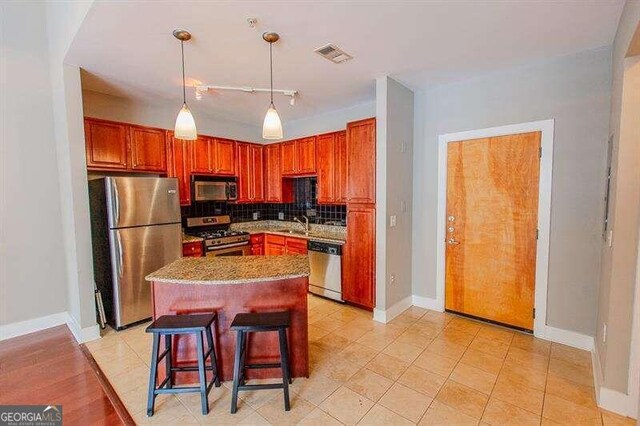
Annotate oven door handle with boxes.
[207,241,250,250]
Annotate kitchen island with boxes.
[146,255,310,384]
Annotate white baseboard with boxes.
[536,325,594,351]
[65,313,101,343]
[0,311,100,344]
[373,296,413,324]
[0,312,69,341]
[411,295,443,311]
[592,343,638,418]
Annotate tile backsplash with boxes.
[180,177,347,225]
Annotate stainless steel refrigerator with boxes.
[89,177,182,329]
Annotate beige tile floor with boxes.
[86,295,635,425]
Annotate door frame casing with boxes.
[435,119,554,336]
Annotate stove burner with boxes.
[195,230,249,239]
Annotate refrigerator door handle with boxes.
[112,181,120,226]
[115,230,124,277]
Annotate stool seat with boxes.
[230,311,290,331]
[146,313,216,333]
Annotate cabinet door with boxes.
[335,131,348,204]
[265,242,286,255]
[129,126,167,172]
[250,145,265,202]
[316,133,336,204]
[191,136,213,174]
[235,142,252,203]
[84,118,129,170]
[346,118,376,204]
[213,138,235,175]
[343,206,375,309]
[251,245,265,255]
[167,131,192,206]
[265,144,283,202]
[297,136,317,174]
[285,237,308,255]
[182,242,203,257]
[281,141,297,175]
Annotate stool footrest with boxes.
[155,386,202,395]
[171,365,216,373]
[238,383,285,392]
[244,363,281,369]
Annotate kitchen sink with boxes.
[273,229,317,237]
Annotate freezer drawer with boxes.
[109,223,181,328]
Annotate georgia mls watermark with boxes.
[0,405,62,426]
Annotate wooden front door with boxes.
[445,132,541,330]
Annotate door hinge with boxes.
[533,308,536,319]
[536,228,539,240]
[539,146,542,158]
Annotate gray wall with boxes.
[412,47,612,335]
[82,90,262,142]
[596,0,640,394]
[380,78,414,309]
[0,2,69,325]
[282,101,375,141]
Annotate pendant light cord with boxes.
[181,40,186,105]
[269,41,274,106]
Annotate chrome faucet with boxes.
[293,216,309,234]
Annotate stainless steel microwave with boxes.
[192,178,238,201]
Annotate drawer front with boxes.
[265,234,286,246]
[250,233,265,245]
[182,242,203,257]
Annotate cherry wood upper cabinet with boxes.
[235,142,264,203]
[265,143,293,203]
[346,118,376,205]
[297,137,317,174]
[281,141,297,175]
[166,131,192,206]
[281,137,316,176]
[342,205,376,309]
[213,138,235,175]
[84,118,129,170]
[129,126,167,172]
[250,144,265,202]
[190,136,213,174]
[335,131,348,204]
[316,133,337,204]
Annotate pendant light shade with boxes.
[262,32,283,140]
[173,29,197,140]
[263,103,283,139]
[175,103,197,140]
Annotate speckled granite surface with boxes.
[231,220,346,244]
[182,234,204,243]
[146,255,310,285]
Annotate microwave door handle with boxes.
[225,183,230,200]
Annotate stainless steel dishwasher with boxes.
[308,240,343,302]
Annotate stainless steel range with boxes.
[185,215,251,256]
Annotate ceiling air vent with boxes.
[314,43,353,64]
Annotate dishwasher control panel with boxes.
[307,241,342,255]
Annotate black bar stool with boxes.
[229,311,292,414]
[145,313,221,416]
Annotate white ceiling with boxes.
[69,1,624,127]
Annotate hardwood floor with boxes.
[0,324,132,425]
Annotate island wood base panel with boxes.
[150,277,309,384]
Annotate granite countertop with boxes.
[230,221,346,245]
[182,234,204,243]
[146,255,310,285]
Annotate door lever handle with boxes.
[447,238,460,245]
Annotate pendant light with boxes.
[173,29,197,140]
[262,32,283,140]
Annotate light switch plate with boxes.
[390,215,397,227]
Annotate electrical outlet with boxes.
[390,215,397,227]
[252,212,260,220]
[606,230,613,247]
[603,323,607,343]
[401,142,407,153]
[390,274,396,286]
[278,212,284,220]
[401,201,407,213]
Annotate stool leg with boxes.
[282,328,292,385]
[164,334,172,389]
[205,326,220,387]
[195,331,209,415]
[230,330,244,414]
[278,328,291,411]
[146,333,160,417]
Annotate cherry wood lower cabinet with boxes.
[264,234,307,255]
[250,233,265,255]
[343,205,376,309]
[285,237,308,255]
[182,241,203,257]
[167,131,192,206]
